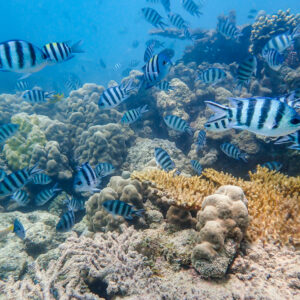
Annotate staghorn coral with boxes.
[132,167,300,244]
[250,9,300,55]
[192,185,249,278]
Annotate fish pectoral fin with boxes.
[19,73,32,80]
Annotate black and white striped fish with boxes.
[32,173,52,185]
[262,24,300,53]
[42,41,83,63]
[15,80,31,92]
[236,56,257,89]
[277,90,300,109]
[0,169,6,182]
[217,18,241,40]
[56,209,75,232]
[98,79,135,109]
[0,123,19,145]
[164,115,194,136]
[262,49,284,71]
[94,162,115,178]
[74,162,100,194]
[160,0,170,12]
[181,0,202,17]
[22,89,55,103]
[198,68,226,85]
[220,143,248,162]
[64,74,82,94]
[121,105,149,124]
[154,147,180,174]
[205,97,300,137]
[204,115,231,132]
[35,183,62,206]
[145,39,165,49]
[260,161,282,172]
[102,200,144,220]
[11,190,30,206]
[0,164,41,197]
[155,80,174,91]
[168,12,188,30]
[190,159,202,175]
[274,130,300,150]
[0,40,50,78]
[144,43,154,63]
[113,63,122,71]
[64,196,85,212]
[196,130,206,151]
[141,7,167,30]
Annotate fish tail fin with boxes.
[274,135,293,144]
[185,126,195,136]
[133,209,145,218]
[240,153,248,163]
[122,78,135,93]
[205,101,230,121]
[52,183,62,193]
[159,21,168,30]
[28,163,42,176]
[71,40,84,53]
[139,105,149,114]
[292,23,300,39]
[288,143,300,150]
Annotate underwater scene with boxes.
[0,0,300,299]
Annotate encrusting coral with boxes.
[132,167,300,245]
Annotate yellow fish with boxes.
[49,93,65,104]
[0,219,25,240]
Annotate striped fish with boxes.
[0,40,50,77]
[15,80,31,92]
[74,162,100,194]
[161,0,170,12]
[113,63,122,71]
[121,105,149,124]
[0,164,41,197]
[204,115,231,132]
[144,43,154,63]
[168,12,188,30]
[196,130,206,151]
[56,209,75,232]
[32,173,52,185]
[94,162,115,178]
[22,89,55,103]
[35,183,62,206]
[155,80,174,91]
[262,49,284,71]
[64,196,85,212]
[11,190,30,206]
[205,97,300,137]
[274,130,300,150]
[42,41,83,63]
[146,39,164,49]
[98,79,135,109]
[236,56,257,89]
[0,219,25,240]
[154,147,180,174]
[0,123,19,145]
[220,142,248,162]
[0,169,6,182]
[102,200,144,220]
[263,25,300,53]
[217,18,241,40]
[198,68,226,85]
[141,7,167,30]
[260,161,282,172]
[64,74,82,94]
[190,159,202,175]
[278,90,300,109]
[181,0,202,17]
[164,115,194,136]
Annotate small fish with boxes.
[249,9,258,14]
[205,97,300,137]
[217,18,242,40]
[129,59,140,68]
[74,162,100,194]
[277,91,300,109]
[236,56,257,89]
[168,12,188,30]
[35,183,62,206]
[121,68,132,77]
[141,7,167,30]
[262,49,284,71]
[21,89,55,104]
[42,40,84,63]
[64,196,85,212]
[99,58,107,69]
[121,105,149,124]
[164,115,194,136]
[94,162,115,178]
[0,123,19,145]
[155,81,174,91]
[160,0,171,13]
[190,159,202,175]
[32,173,52,185]
[260,161,282,172]
[64,74,82,93]
[0,164,41,197]
[154,147,180,174]
[0,40,50,78]
[113,63,122,71]
[102,200,144,220]
[144,43,155,63]
[181,0,202,17]
[204,115,231,132]
[0,219,25,240]
[198,68,226,85]
[0,169,6,182]
[274,130,300,150]
[146,39,164,49]
[247,8,258,19]
[132,40,139,48]
[98,79,135,109]
[15,80,31,92]
[263,24,300,53]
[11,190,30,206]
[56,209,75,232]
[196,130,206,151]
[220,142,248,162]
[48,93,65,104]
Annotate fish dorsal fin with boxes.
[228,97,246,107]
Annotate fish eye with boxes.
[163,61,166,65]
[290,118,300,125]
[205,124,210,127]
[76,180,82,185]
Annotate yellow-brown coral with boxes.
[132,167,300,245]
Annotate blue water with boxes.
[0,0,299,91]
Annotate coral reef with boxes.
[166,206,197,229]
[192,185,249,278]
